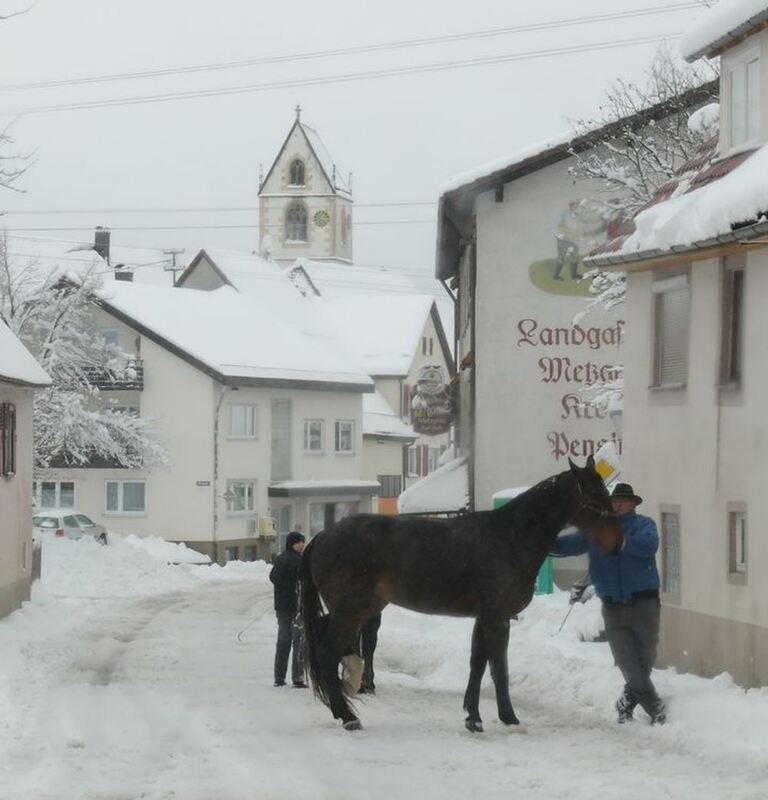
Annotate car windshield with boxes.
[75,514,95,527]
[33,516,58,529]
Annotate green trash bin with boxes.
[492,489,554,595]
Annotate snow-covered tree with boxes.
[570,44,719,318]
[0,237,168,471]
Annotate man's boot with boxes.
[616,687,638,724]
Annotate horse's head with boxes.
[566,456,623,554]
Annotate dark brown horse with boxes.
[299,456,620,731]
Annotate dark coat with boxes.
[270,548,302,613]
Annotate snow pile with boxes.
[398,457,468,513]
[687,101,720,136]
[619,143,768,255]
[681,0,768,61]
[40,536,265,599]
[0,320,50,387]
[363,390,414,439]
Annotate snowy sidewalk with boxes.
[0,538,766,800]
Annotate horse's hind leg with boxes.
[359,612,382,694]
[317,614,363,729]
[463,619,488,732]
[484,618,520,726]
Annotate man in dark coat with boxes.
[552,483,666,725]
[269,531,307,688]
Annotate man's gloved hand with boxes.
[568,582,595,605]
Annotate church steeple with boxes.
[258,110,353,266]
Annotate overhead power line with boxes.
[0,3,700,94]
[0,219,436,232]
[2,33,681,116]
[0,201,437,215]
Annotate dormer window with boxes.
[727,51,760,150]
[286,201,308,241]
[289,159,306,186]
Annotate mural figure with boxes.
[553,199,608,282]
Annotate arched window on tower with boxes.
[289,159,305,186]
[286,202,308,241]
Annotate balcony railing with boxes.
[85,359,144,391]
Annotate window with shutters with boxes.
[0,402,17,478]
[377,474,403,497]
[660,507,681,602]
[652,275,690,388]
[720,258,745,386]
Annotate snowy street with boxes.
[0,539,765,800]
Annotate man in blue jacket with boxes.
[552,483,665,725]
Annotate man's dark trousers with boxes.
[275,611,304,685]
[602,593,662,715]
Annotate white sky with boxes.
[0,0,711,290]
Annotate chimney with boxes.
[114,265,133,283]
[94,226,111,265]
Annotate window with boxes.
[289,159,305,186]
[225,546,240,562]
[102,329,119,347]
[427,447,441,474]
[728,506,748,584]
[34,481,75,509]
[228,404,257,439]
[660,509,681,601]
[422,337,434,356]
[105,480,146,514]
[0,402,17,477]
[378,474,402,497]
[286,202,308,241]
[720,259,745,385]
[653,274,690,388]
[400,383,412,420]
[269,506,291,534]
[226,480,256,514]
[334,420,354,453]
[304,420,324,452]
[728,54,760,149]
[243,545,257,562]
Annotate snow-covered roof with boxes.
[292,258,423,298]
[398,457,469,514]
[0,320,51,387]
[95,281,373,390]
[590,142,768,264]
[363,390,415,440]
[681,0,768,62]
[300,121,351,196]
[320,294,436,376]
[439,132,573,198]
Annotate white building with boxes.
[0,321,50,616]
[176,249,454,513]
[586,1,768,687]
[41,280,376,563]
[434,83,716,583]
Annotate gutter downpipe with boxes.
[213,382,232,565]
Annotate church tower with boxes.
[258,107,353,266]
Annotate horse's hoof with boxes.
[464,718,484,733]
[358,684,376,695]
[343,719,363,731]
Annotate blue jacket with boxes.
[551,511,660,603]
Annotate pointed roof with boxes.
[259,110,351,198]
[0,321,51,388]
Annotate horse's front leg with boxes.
[359,612,381,694]
[463,618,488,732]
[484,618,520,726]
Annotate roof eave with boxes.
[586,218,768,271]
[684,12,768,62]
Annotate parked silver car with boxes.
[32,510,108,545]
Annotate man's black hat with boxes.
[611,483,642,505]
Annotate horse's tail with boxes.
[299,536,333,710]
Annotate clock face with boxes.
[313,210,330,228]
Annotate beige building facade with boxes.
[0,323,50,617]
